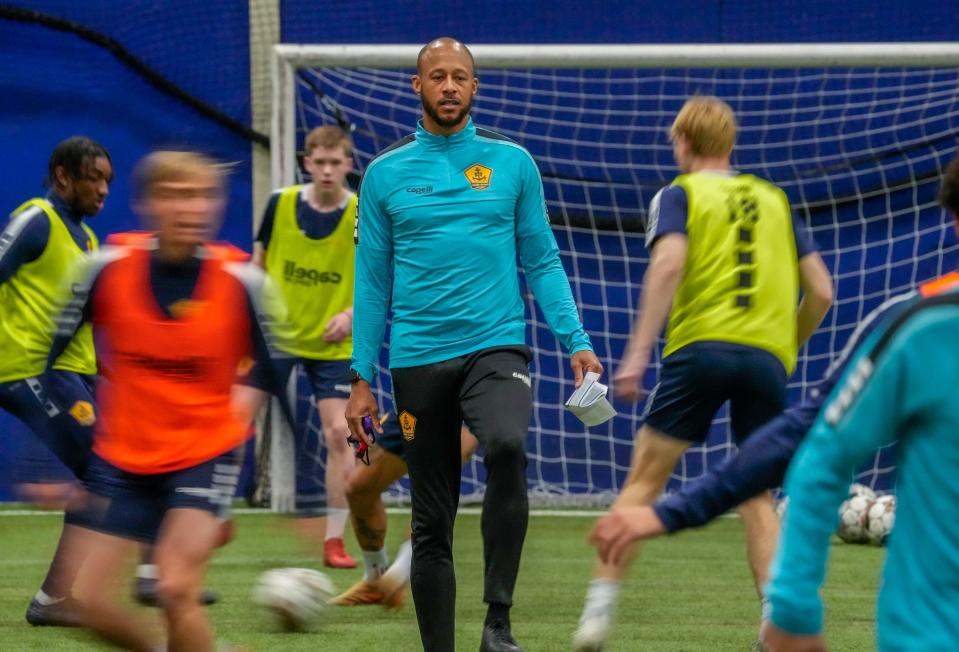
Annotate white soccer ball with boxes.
[837,494,874,543]
[849,483,877,500]
[252,568,335,631]
[866,494,896,546]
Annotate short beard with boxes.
[422,95,471,129]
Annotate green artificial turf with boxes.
[0,509,883,650]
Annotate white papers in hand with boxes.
[565,371,616,427]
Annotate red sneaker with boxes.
[323,537,357,569]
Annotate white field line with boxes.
[0,507,739,519]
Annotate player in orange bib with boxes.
[47,151,286,652]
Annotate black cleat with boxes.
[479,620,523,652]
[25,596,83,627]
[134,576,219,607]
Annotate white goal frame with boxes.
[265,42,959,511]
[272,42,959,189]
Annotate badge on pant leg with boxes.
[69,400,96,426]
[398,410,417,441]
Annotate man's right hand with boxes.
[345,380,382,446]
[588,505,667,564]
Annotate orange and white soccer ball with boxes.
[252,568,335,631]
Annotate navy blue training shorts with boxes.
[644,341,787,444]
[80,447,243,543]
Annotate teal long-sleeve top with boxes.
[351,118,592,382]
[766,285,959,651]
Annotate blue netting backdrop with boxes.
[290,65,959,504]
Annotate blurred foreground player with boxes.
[761,157,959,652]
[0,136,112,626]
[347,37,603,652]
[574,97,833,651]
[51,151,282,652]
[253,125,359,568]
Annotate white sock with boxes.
[581,578,620,621]
[34,589,64,606]
[362,548,389,582]
[137,563,159,580]
[382,539,412,586]
[325,508,350,540]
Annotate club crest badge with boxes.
[69,400,96,426]
[464,164,492,190]
[398,410,417,441]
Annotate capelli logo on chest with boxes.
[406,185,433,195]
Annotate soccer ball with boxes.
[837,493,874,543]
[865,494,896,546]
[849,483,877,500]
[252,568,335,631]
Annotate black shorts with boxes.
[80,448,243,542]
[644,341,787,444]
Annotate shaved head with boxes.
[417,37,475,75]
[412,36,478,135]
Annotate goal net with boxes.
[263,44,959,508]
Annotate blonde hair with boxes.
[133,150,224,199]
[303,125,352,157]
[670,96,737,157]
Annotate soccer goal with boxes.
[261,42,959,509]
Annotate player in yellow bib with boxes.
[0,137,113,627]
[574,97,835,651]
[253,125,359,568]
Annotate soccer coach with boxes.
[346,37,603,652]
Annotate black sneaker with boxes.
[479,620,523,652]
[25,596,82,627]
[134,576,219,606]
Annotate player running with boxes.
[574,96,833,651]
[589,156,959,595]
[52,151,284,652]
[0,136,112,627]
[253,125,360,568]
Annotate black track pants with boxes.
[392,346,532,652]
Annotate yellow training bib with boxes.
[662,172,800,374]
[0,198,98,381]
[264,186,356,360]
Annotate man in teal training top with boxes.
[346,37,603,652]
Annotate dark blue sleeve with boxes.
[644,185,687,249]
[230,266,296,428]
[255,192,281,249]
[654,401,820,532]
[244,290,279,393]
[0,210,50,285]
[792,215,818,259]
[651,290,917,533]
